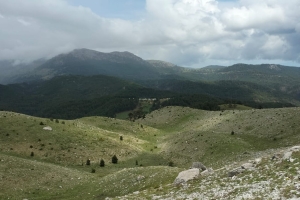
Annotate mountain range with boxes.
[0,48,300,119]
[2,48,300,199]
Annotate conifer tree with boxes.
[112,155,118,164]
[100,159,105,167]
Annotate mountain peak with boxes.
[66,48,143,63]
[69,48,104,60]
[147,60,178,68]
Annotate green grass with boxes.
[138,106,300,168]
[2,106,300,199]
[115,110,131,120]
[115,101,153,121]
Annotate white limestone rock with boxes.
[174,168,200,185]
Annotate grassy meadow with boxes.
[1,106,300,199]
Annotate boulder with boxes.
[282,151,293,161]
[289,146,300,152]
[43,126,52,131]
[174,168,199,185]
[228,168,244,177]
[272,153,282,161]
[201,168,214,176]
[254,157,262,164]
[241,163,255,170]
[136,175,145,181]
[191,162,207,171]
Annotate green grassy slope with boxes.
[138,106,300,168]
[2,106,300,199]
[0,111,178,199]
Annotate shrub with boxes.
[91,168,96,173]
[86,159,91,165]
[136,160,138,165]
[231,131,235,135]
[55,119,59,123]
[112,155,118,164]
[39,122,44,125]
[30,152,34,157]
[168,161,174,167]
[120,136,123,141]
[100,159,105,167]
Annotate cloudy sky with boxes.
[0,0,300,68]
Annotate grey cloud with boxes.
[0,0,299,67]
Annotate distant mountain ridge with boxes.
[1,48,300,86]
[1,48,300,106]
[24,48,159,81]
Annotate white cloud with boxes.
[261,36,289,54]
[142,0,300,66]
[17,19,31,26]
[0,0,299,67]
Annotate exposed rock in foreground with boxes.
[191,162,206,171]
[108,145,300,200]
[173,168,199,185]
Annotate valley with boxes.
[1,48,300,199]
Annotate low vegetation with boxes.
[1,106,300,199]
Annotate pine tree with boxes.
[100,159,105,167]
[112,155,118,164]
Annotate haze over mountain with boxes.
[2,48,300,85]
[1,48,300,111]
[0,47,300,122]
[6,48,161,84]
[0,48,299,121]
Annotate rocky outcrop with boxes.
[43,126,52,131]
[174,168,199,185]
[110,145,300,200]
[228,160,258,177]
[191,162,206,171]
[282,146,300,162]
[201,168,214,176]
[227,145,300,177]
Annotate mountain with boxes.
[0,73,297,120]
[0,74,178,119]
[204,63,300,84]
[3,49,300,94]
[1,48,300,113]
[15,48,160,83]
[139,78,299,106]
[196,64,300,101]
[0,59,46,84]
[201,65,226,69]
[139,61,300,102]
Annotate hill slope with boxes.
[2,106,300,199]
[0,75,162,118]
